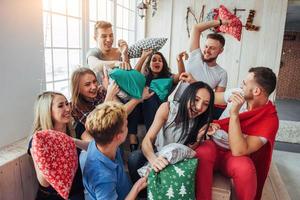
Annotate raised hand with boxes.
[221,19,231,26]
[117,61,131,70]
[118,39,128,54]
[104,81,120,102]
[142,87,154,101]
[141,49,153,58]
[102,66,109,89]
[177,51,189,61]
[179,72,196,84]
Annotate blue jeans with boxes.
[127,150,148,198]
[128,94,161,135]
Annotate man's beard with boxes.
[201,54,218,63]
[243,90,253,101]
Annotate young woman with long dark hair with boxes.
[128,81,217,185]
[127,50,187,151]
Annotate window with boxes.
[115,0,137,46]
[42,0,137,98]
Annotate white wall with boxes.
[0,0,44,148]
[145,0,288,91]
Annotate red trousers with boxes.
[195,140,257,200]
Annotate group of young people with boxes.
[28,19,279,200]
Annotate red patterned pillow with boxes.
[218,5,242,41]
[32,130,78,200]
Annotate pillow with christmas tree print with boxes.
[147,158,198,200]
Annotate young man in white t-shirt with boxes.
[176,20,229,98]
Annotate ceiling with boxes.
[285,0,300,31]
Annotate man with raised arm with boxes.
[179,20,229,92]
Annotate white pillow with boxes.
[128,38,168,58]
[137,143,196,177]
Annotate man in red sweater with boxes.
[195,66,278,200]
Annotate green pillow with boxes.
[109,69,146,99]
[148,158,198,200]
[150,78,173,101]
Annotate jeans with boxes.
[128,94,161,134]
[127,150,148,198]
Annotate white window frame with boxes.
[42,0,139,98]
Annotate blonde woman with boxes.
[28,91,84,200]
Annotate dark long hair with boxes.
[145,52,171,80]
[174,81,214,145]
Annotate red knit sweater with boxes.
[214,101,279,200]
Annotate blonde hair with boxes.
[94,20,112,37]
[32,91,75,137]
[86,101,126,145]
[70,67,97,107]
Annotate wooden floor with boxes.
[261,162,291,200]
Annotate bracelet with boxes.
[219,19,222,26]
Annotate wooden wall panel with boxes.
[146,0,174,63]
[19,154,38,200]
[168,0,192,71]
[237,0,262,87]
[239,0,287,94]
[0,153,38,200]
[0,160,23,200]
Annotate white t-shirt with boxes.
[171,48,227,101]
[186,48,228,89]
[212,88,267,149]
